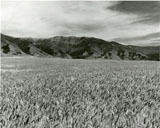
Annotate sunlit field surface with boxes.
[1,57,160,128]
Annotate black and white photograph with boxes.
[1,1,160,128]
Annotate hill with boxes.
[1,34,159,60]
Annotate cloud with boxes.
[1,1,159,45]
[109,1,160,24]
[131,13,160,25]
[113,32,160,45]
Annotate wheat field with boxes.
[1,57,160,128]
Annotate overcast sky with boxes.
[1,1,160,45]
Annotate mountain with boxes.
[128,45,160,61]
[1,34,159,60]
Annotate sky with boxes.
[1,1,160,45]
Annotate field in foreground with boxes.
[1,57,160,128]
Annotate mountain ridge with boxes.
[1,34,159,60]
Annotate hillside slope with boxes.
[1,34,159,60]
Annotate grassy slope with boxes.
[1,58,160,128]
